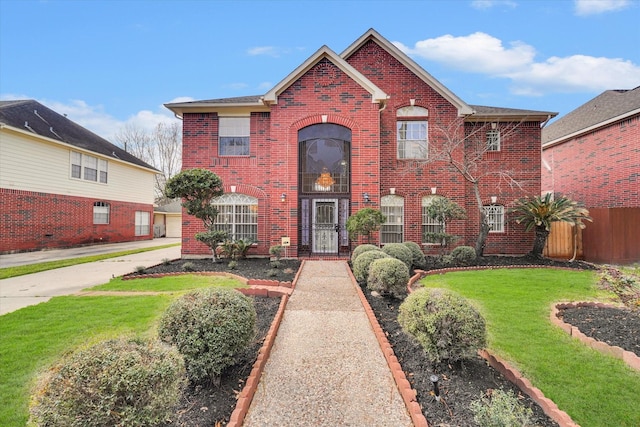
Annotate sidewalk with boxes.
[0,238,181,315]
[243,260,412,426]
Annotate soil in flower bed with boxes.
[163,296,280,427]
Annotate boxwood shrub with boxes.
[352,250,390,284]
[398,288,486,363]
[381,242,413,269]
[403,241,427,269]
[351,244,380,263]
[158,287,256,384]
[367,257,410,298]
[450,245,477,266]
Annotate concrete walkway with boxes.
[0,238,181,315]
[243,260,412,426]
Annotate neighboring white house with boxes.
[0,99,159,253]
[154,199,182,238]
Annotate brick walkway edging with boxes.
[550,301,640,371]
[407,266,583,427]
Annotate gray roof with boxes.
[0,99,157,171]
[469,105,557,121]
[542,86,640,145]
[154,199,182,213]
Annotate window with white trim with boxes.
[487,129,501,151]
[421,196,445,244]
[397,106,428,159]
[483,205,504,233]
[219,117,250,156]
[135,211,150,236]
[212,193,258,241]
[93,201,110,224]
[381,195,404,244]
[70,151,108,183]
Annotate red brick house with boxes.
[0,100,158,253]
[166,29,556,258]
[542,87,640,264]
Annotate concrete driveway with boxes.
[0,238,181,316]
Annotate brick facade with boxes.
[172,30,551,258]
[542,115,639,209]
[0,188,154,253]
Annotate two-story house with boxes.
[166,29,556,258]
[0,99,158,253]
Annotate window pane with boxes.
[219,137,250,156]
[135,211,150,236]
[397,120,427,159]
[487,130,500,151]
[483,205,504,233]
[211,193,258,241]
[421,196,446,244]
[381,195,404,244]
[93,202,109,224]
[219,117,250,156]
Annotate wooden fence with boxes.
[544,222,583,261]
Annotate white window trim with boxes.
[381,195,404,244]
[483,205,505,233]
[219,116,250,156]
[487,129,501,151]
[70,151,108,184]
[93,201,110,224]
[211,193,258,241]
[135,211,150,236]
[421,196,445,245]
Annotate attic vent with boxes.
[24,121,35,133]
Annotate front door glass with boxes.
[313,199,338,253]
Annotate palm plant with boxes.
[510,193,592,257]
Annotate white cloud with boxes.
[396,32,640,96]
[395,32,535,74]
[574,0,631,15]
[470,0,517,10]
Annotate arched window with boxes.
[298,124,351,194]
[381,195,404,244]
[396,106,428,159]
[211,193,258,241]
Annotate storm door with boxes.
[312,199,338,253]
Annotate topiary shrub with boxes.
[29,337,186,427]
[381,242,413,269]
[451,245,477,266]
[351,243,380,263]
[470,389,534,427]
[367,257,410,298]
[398,288,486,364]
[403,241,427,269]
[352,250,390,284]
[158,288,256,384]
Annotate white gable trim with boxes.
[262,45,388,105]
[341,28,474,117]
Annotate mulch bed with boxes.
[137,255,633,426]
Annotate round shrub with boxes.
[398,288,486,363]
[351,244,380,263]
[29,338,186,427]
[470,389,534,427]
[450,245,477,266]
[158,287,256,384]
[367,257,410,298]
[381,242,413,269]
[352,250,389,284]
[403,241,427,269]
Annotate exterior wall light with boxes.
[491,196,497,204]
[363,192,370,203]
[281,193,286,202]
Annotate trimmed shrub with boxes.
[351,244,380,263]
[398,288,486,363]
[403,241,427,269]
[381,242,413,269]
[451,245,477,266]
[29,338,186,427]
[352,250,390,284]
[158,288,256,384]
[470,389,534,427]
[367,257,410,298]
[181,261,196,272]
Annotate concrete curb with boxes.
[551,301,640,371]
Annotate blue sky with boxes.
[1,0,639,142]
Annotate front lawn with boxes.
[419,268,640,427]
[0,275,245,427]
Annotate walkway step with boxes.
[242,260,412,426]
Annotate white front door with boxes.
[312,199,338,253]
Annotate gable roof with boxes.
[0,99,156,171]
[263,45,388,105]
[341,28,474,117]
[467,105,557,122]
[542,86,640,147]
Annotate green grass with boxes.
[0,275,243,427]
[0,243,180,279]
[88,274,246,292]
[419,268,640,427]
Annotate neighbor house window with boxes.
[70,151,108,183]
[381,195,404,244]
[135,211,150,236]
[397,106,428,159]
[219,117,250,156]
[483,205,504,233]
[422,196,445,244]
[487,129,501,151]
[93,201,110,224]
[212,193,258,241]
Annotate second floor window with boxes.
[219,117,250,156]
[71,151,108,183]
[397,106,428,159]
[487,129,501,151]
